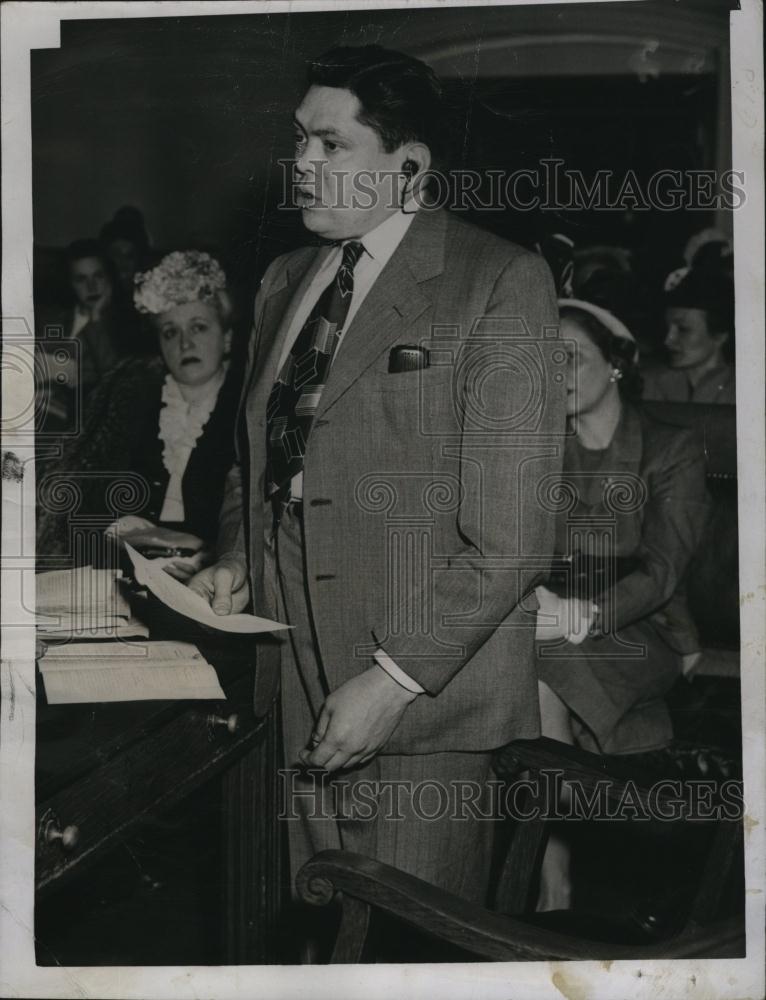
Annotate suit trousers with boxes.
[274,503,498,905]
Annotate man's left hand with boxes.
[298,666,418,773]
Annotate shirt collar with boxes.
[71,305,91,336]
[345,204,418,269]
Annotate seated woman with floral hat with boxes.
[37,250,243,580]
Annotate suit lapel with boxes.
[316,209,449,418]
[247,245,333,418]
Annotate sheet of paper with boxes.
[125,543,290,634]
[42,666,225,704]
[37,620,150,641]
[41,640,201,666]
[37,566,127,611]
[36,566,130,630]
[40,640,226,703]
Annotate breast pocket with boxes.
[369,365,456,396]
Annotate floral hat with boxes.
[133,250,227,315]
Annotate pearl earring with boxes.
[609,368,623,383]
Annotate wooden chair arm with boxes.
[493,738,742,914]
[494,738,719,815]
[497,737,663,785]
[297,850,744,962]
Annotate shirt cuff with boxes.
[565,602,599,645]
[373,648,425,695]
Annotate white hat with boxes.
[558,297,638,361]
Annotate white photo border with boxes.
[2,1,763,997]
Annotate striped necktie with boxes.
[265,240,364,500]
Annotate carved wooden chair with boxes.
[297,404,742,963]
[296,737,745,963]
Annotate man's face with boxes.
[292,85,406,240]
[70,256,112,312]
[663,307,727,371]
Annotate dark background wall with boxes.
[31,1,732,307]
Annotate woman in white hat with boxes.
[533,298,710,912]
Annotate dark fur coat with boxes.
[37,355,242,559]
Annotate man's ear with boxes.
[400,141,432,178]
[398,142,433,209]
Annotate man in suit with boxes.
[190,45,565,911]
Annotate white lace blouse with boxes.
[157,367,226,522]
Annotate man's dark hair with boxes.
[306,45,448,163]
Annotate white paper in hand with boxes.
[125,544,290,634]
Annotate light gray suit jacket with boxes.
[219,208,566,753]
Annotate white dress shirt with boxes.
[276,206,424,695]
[276,206,416,402]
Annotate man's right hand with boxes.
[187,555,250,615]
